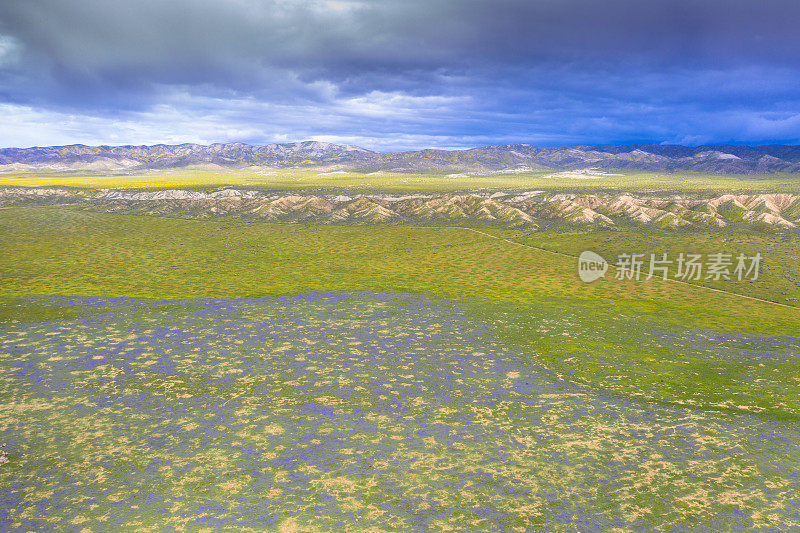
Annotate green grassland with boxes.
[491,225,800,305]
[2,168,800,192]
[2,206,799,421]
[3,203,800,530]
[4,292,797,530]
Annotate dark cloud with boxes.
[0,0,799,147]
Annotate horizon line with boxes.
[3,140,800,152]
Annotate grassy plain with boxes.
[2,168,800,192]
[2,200,800,530]
[495,225,800,305]
[1,206,799,420]
[4,294,797,530]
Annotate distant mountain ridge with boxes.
[2,141,800,174]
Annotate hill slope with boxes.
[3,187,799,230]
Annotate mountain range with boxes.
[2,141,800,174]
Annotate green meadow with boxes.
[2,206,798,416]
[499,224,800,305]
[1,202,800,530]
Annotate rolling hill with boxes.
[3,187,799,229]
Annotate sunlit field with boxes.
[3,168,800,193]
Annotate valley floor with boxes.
[1,205,799,531]
[1,294,799,531]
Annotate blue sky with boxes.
[1,0,799,150]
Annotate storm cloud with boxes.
[1,0,799,148]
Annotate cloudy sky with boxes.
[1,0,799,150]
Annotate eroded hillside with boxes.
[4,187,800,230]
